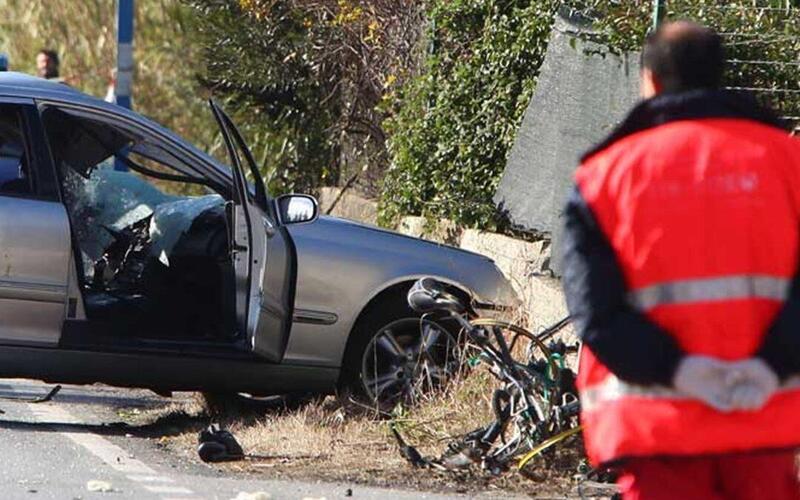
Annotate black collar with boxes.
[582,89,787,163]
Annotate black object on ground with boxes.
[390,425,428,468]
[0,384,61,404]
[197,424,245,463]
[32,384,61,403]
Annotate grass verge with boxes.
[116,314,602,497]
[120,378,592,497]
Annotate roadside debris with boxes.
[86,479,114,492]
[33,385,61,403]
[0,385,60,404]
[397,280,584,480]
[197,424,245,462]
[576,481,618,497]
[390,425,428,468]
[230,492,271,500]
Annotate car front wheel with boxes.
[341,292,460,409]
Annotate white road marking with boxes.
[29,402,156,475]
[128,475,176,483]
[19,393,204,499]
[143,485,195,494]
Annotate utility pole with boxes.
[115,0,134,171]
[652,0,665,32]
[116,0,134,110]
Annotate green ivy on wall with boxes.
[379,0,558,230]
[379,0,799,230]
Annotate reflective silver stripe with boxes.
[580,374,800,413]
[580,377,681,412]
[628,275,790,311]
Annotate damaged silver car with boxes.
[0,73,517,405]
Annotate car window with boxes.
[122,145,211,197]
[42,107,132,178]
[41,106,230,290]
[42,107,220,194]
[37,106,239,341]
[0,105,32,196]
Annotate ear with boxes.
[640,68,663,98]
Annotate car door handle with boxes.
[263,217,276,237]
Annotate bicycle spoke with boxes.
[426,364,450,381]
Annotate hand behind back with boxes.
[673,356,779,412]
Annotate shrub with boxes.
[380,0,800,230]
[185,0,425,195]
[379,0,558,230]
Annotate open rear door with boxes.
[210,101,290,362]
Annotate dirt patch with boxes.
[108,310,612,498]
[115,379,608,498]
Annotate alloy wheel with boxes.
[360,317,458,408]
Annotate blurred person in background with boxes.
[36,48,62,81]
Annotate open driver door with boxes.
[210,100,293,362]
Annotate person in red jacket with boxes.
[561,21,800,500]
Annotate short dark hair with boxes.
[642,21,725,93]
[38,49,59,67]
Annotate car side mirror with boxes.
[276,194,319,225]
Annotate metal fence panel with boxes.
[655,1,800,132]
[494,14,641,274]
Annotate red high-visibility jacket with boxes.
[562,90,800,466]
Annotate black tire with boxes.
[339,287,460,408]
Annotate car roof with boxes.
[0,72,231,180]
[0,72,108,106]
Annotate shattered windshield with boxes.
[62,166,224,276]
[43,107,227,285]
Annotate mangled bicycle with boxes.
[391,277,581,477]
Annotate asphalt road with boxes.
[0,379,469,500]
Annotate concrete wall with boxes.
[459,229,568,332]
[318,187,379,226]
